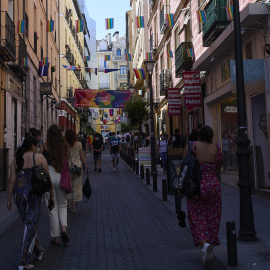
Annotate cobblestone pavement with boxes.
[0,151,228,270]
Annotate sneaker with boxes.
[98,168,102,173]
[113,168,117,172]
[94,168,97,172]
[201,243,213,266]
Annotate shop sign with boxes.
[167,88,181,116]
[230,59,265,94]
[40,82,52,95]
[182,71,202,108]
[9,79,22,97]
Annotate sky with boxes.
[86,0,131,40]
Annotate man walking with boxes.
[91,133,103,172]
[109,132,121,172]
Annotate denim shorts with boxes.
[111,153,119,159]
[94,153,102,160]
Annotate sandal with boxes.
[50,238,60,246]
[61,231,70,244]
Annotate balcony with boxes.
[149,0,156,9]
[113,55,126,61]
[0,11,16,61]
[117,73,127,81]
[202,0,230,47]
[66,88,74,104]
[160,5,170,34]
[8,35,28,80]
[160,69,172,96]
[150,33,158,54]
[175,42,193,78]
[74,69,81,80]
[99,83,110,89]
[66,46,75,66]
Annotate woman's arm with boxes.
[79,143,89,173]
[7,160,17,210]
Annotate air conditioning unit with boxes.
[68,9,73,16]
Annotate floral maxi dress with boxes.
[187,142,222,247]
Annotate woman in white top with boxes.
[157,134,168,172]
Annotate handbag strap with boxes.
[32,153,36,167]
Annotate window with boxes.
[120,66,126,74]
[174,26,180,49]
[117,48,121,56]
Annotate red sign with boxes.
[182,71,202,108]
[167,88,181,116]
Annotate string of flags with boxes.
[85,68,97,75]
[105,69,120,73]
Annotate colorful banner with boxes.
[74,89,131,108]
[17,20,25,33]
[84,56,90,61]
[22,57,28,67]
[46,20,54,32]
[62,65,80,71]
[85,68,97,75]
[125,54,132,61]
[138,148,151,167]
[43,57,48,66]
[133,69,146,79]
[136,16,144,28]
[104,55,111,61]
[196,10,206,23]
[167,88,181,116]
[226,6,233,20]
[105,18,114,29]
[146,53,153,61]
[182,71,202,108]
[109,109,114,116]
[167,51,173,58]
[165,14,174,26]
[76,20,84,32]
[38,61,50,76]
[186,48,194,58]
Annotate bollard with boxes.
[226,221,238,266]
[146,168,150,185]
[129,157,133,168]
[127,155,130,166]
[140,164,144,179]
[153,171,157,192]
[135,160,139,175]
[133,158,135,171]
[162,179,167,201]
[123,152,126,163]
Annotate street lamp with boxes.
[144,60,156,175]
[233,0,257,241]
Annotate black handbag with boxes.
[82,177,92,201]
[32,154,52,195]
[69,163,82,175]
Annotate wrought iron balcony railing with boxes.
[160,69,172,96]
[175,42,193,78]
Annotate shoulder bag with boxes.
[32,153,52,195]
[69,147,82,175]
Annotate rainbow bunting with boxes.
[104,55,111,61]
[136,16,144,28]
[196,10,206,23]
[46,20,54,32]
[105,18,114,30]
[43,57,48,66]
[167,51,173,58]
[125,54,132,61]
[17,20,25,33]
[133,68,146,79]
[226,6,233,20]
[84,56,90,61]
[186,48,194,58]
[146,53,153,61]
[76,20,84,32]
[22,57,28,67]
[165,14,174,27]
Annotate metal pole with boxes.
[233,0,257,241]
[226,221,238,266]
[162,178,167,201]
[146,168,150,185]
[149,72,157,175]
[140,164,144,179]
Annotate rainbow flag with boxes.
[226,6,233,20]
[136,16,144,28]
[133,68,146,79]
[146,53,153,61]
[165,14,174,27]
[118,108,123,115]
[105,18,114,29]
[46,20,54,32]
[43,57,48,66]
[138,90,142,95]
[125,54,132,61]
[22,57,28,67]
[196,10,206,23]
[167,51,173,58]
[17,20,25,33]
[109,109,114,117]
[76,20,84,32]
[104,55,111,61]
[186,48,194,57]
[84,56,90,61]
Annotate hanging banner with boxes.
[167,88,181,116]
[74,89,131,108]
[182,71,202,108]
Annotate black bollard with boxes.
[226,221,238,266]
[123,152,126,163]
[162,178,167,201]
[127,155,130,166]
[153,171,157,192]
[133,158,135,171]
[129,157,133,168]
[135,160,139,175]
[140,164,144,179]
[146,168,150,185]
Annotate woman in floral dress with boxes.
[184,125,223,266]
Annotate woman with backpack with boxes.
[182,125,223,266]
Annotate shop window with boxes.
[219,96,238,172]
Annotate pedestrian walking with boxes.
[45,124,70,245]
[7,136,55,270]
[188,123,202,142]
[169,128,183,148]
[65,129,89,212]
[109,132,121,172]
[91,133,103,172]
[157,134,168,173]
[183,125,223,266]
[87,133,93,155]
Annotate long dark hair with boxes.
[199,125,214,143]
[16,136,38,173]
[46,124,68,173]
[65,129,77,147]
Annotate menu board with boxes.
[138,147,151,167]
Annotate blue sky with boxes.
[86,0,131,40]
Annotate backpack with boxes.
[178,141,201,198]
